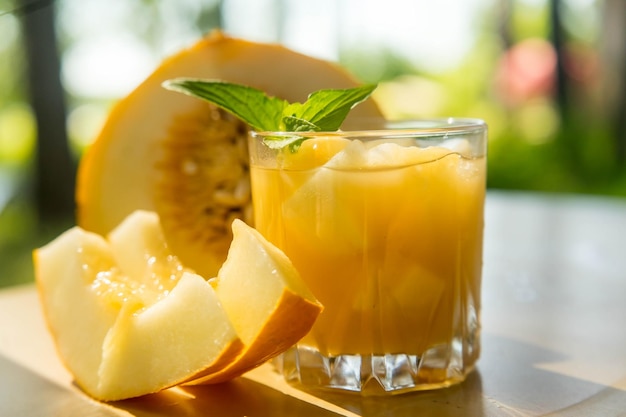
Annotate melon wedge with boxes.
[34,217,242,401]
[76,30,383,279]
[34,210,322,401]
[186,219,323,385]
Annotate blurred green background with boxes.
[1,0,624,288]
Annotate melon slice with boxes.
[34,214,243,401]
[34,210,322,401]
[186,219,322,384]
[76,30,383,279]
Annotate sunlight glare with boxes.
[61,34,156,98]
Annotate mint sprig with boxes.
[163,79,376,150]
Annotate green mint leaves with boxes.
[163,80,287,131]
[277,85,377,132]
[163,79,376,149]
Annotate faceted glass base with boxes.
[274,341,478,396]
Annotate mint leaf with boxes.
[163,78,377,150]
[262,134,305,150]
[283,116,320,132]
[163,79,287,131]
[293,84,377,131]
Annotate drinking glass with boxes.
[248,119,487,395]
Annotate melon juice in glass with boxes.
[248,119,487,394]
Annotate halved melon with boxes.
[76,30,383,279]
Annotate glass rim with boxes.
[251,118,487,139]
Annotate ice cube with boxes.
[325,139,368,169]
[368,142,454,168]
[440,138,471,156]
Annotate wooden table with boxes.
[2,191,626,416]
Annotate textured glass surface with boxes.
[274,294,480,395]
[250,121,487,394]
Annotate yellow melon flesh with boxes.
[186,219,323,385]
[76,30,383,279]
[34,218,243,401]
[35,210,322,401]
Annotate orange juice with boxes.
[249,120,487,393]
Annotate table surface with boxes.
[1,191,626,417]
